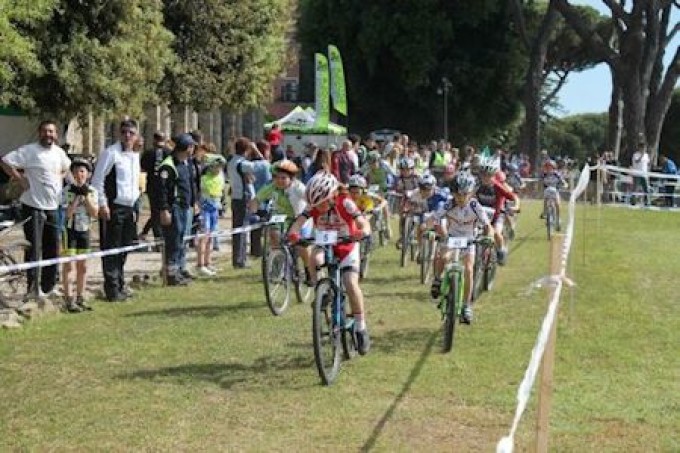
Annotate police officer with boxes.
[139,131,170,241]
[157,133,197,286]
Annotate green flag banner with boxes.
[314,53,330,129]
[328,44,348,116]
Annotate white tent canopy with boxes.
[265,106,347,135]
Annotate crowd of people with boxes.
[0,120,572,352]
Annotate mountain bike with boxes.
[260,214,312,316]
[399,213,419,267]
[367,186,388,247]
[437,235,493,353]
[419,226,437,285]
[300,231,361,385]
[358,235,372,280]
[0,213,30,308]
[544,188,560,240]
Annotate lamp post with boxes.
[437,77,452,142]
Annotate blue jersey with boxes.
[409,188,450,215]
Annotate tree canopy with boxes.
[542,113,607,161]
[298,0,526,143]
[0,0,56,109]
[20,0,175,120]
[162,0,293,111]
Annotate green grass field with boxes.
[1,201,678,451]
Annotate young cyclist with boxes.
[287,171,372,354]
[475,157,520,265]
[347,174,388,215]
[540,160,567,230]
[403,173,449,249]
[428,172,492,324]
[393,157,419,249]
[196,154,226,276]
[61,159,99,313]
[363,151,394,237]
[248,160,312,276]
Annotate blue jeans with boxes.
[162,205,190,275]
[180,206,192,271]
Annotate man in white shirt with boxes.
[91,119,141,301]
[1,120,70,298]
[631,142,650,206]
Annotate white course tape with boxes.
[496,164,592,453]
[603,164,680,181]
[0,221,273,275]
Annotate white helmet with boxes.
[306,171,339,207]
[418,173,436,188]
[454,172,477,194]
[398,157,415,169]
[479,157,500,175]
[347,174,367,189]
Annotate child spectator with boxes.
[61,159,99,312]
[196,154,226,275]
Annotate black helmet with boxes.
[70,158,92,173]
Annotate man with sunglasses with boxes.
[91,119,142,302]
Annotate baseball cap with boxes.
[174,133,196,151]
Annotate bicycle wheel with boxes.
[483,246,497,291]
[312,278,342,385]
[442,272,459,353]
[260,226,270,281]
[0,252,26,308]
[400,217,412,267]
[471,243,485,301]
[546,203,555,240]
[377,215,386,247]
[420,236,431,284]
[293,254,313,305]
[359,239,370,280]
[263,249,290,316]
[341,300,357,361]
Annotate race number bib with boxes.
[368,184,380,195]
[270,214,287,224]
[315,230,338,245]
[447,236,468,249]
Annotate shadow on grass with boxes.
[210,273,262,285]
[509,224,544,255]
[361,329,438,451]
[119,354,314,390]
[372,327,435,354]
[124,302,263,319]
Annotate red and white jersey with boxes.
[305,194,362,258]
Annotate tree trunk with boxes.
[607,71,623,160]
[620,73,646,165]
[517,1,559,166]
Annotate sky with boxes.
[557,0,680,116]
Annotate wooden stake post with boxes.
[535,233,564,453]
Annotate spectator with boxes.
[659,154,677,207]
[285,144,296,161]
[266,123,284,162]
[631,142,650,206]
[0,120,71,300]
[91,119,141,302]
[139,131,170,242]
[156,133,198,285]
[248,142,272,257]
[227,137,254,269]
[61,159,98,312]
[331,140,357,184]
[305,147,331,182]
[348,134,361,169]
[196,154,226,275]
[301,143,317,178]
